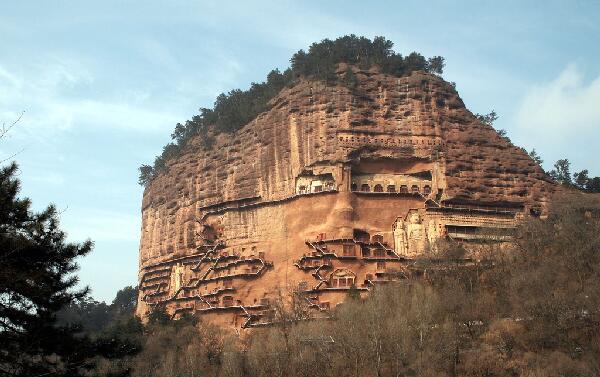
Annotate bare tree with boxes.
[1,111,25,163]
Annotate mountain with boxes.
[136,63,554,328]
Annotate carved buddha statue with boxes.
[406,212,426,256]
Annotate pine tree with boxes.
[427,56,445,75]
[549,159,573,186]
[344,67,358,89]
[0,162,98,376]
[474,111,498,127]
[140,35,446,185]
[587,177,600,193]
[528,148,544,168]
[573,170,589,190]
[138,164,155,186]
[111,285,138,317]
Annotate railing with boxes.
[438,203,519,215]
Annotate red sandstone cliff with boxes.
[137,68,554,325]
[141,69,550,260]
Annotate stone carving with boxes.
[427,219,439,253]
[406,211,426,255]
[137,67,555,325]
[171,263,185,292]
[393,211,440,256]
[393,218,408,255]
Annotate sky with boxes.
[0,0,599,303]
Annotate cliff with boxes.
[137,67,554,327]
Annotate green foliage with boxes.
[147,306,171,326]
[528,148,544,168]
[346,284,361,300]
[573,169,600,193]
[112,285,138,316]
[574,169,589,189]
[545,159,599,192]
[497,128,510,142]
[290,35,442,82]
[138,164,154,186]
[427,55,445,74]
[85,194,600,377]
[139,35,445,186]
[58,298,112,334]
[58,285,139,334]
[0,162,114,376]
[475,110,512,143]
[103,313,144,342]
[474,110,498,127]
[587,177,600,192]
[550,159,573,186]
[56,286,143,376]
[343,67,358,89]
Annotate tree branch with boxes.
[0,111,24,140]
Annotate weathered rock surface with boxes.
[137,68,554,327]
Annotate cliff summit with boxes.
[136,36,554,327]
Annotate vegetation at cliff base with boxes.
[60,191,600,377]
[5,136,600,376]
[138,35,445,186]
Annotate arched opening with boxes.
[374,184,383,192]
[353,229,370,242]
[411,185,420,194]
[387,185,396,193]
[399,185,408,193]
[330,269,356,288]
[423,185,431,195]
[201,224,218,243]
[351,183,357,191]
[361,184,370,192]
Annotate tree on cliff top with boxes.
[474,110,498,127]
[528,148,544,168]
[139,35,445,186]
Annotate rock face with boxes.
[137,68,554,327]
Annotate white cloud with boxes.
[62,208,141,243]
[38,99,181,133]
[515,64,600,139]
[0,58,182,141]
[512,64,600,174]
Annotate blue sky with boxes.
[1,0,599,302]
